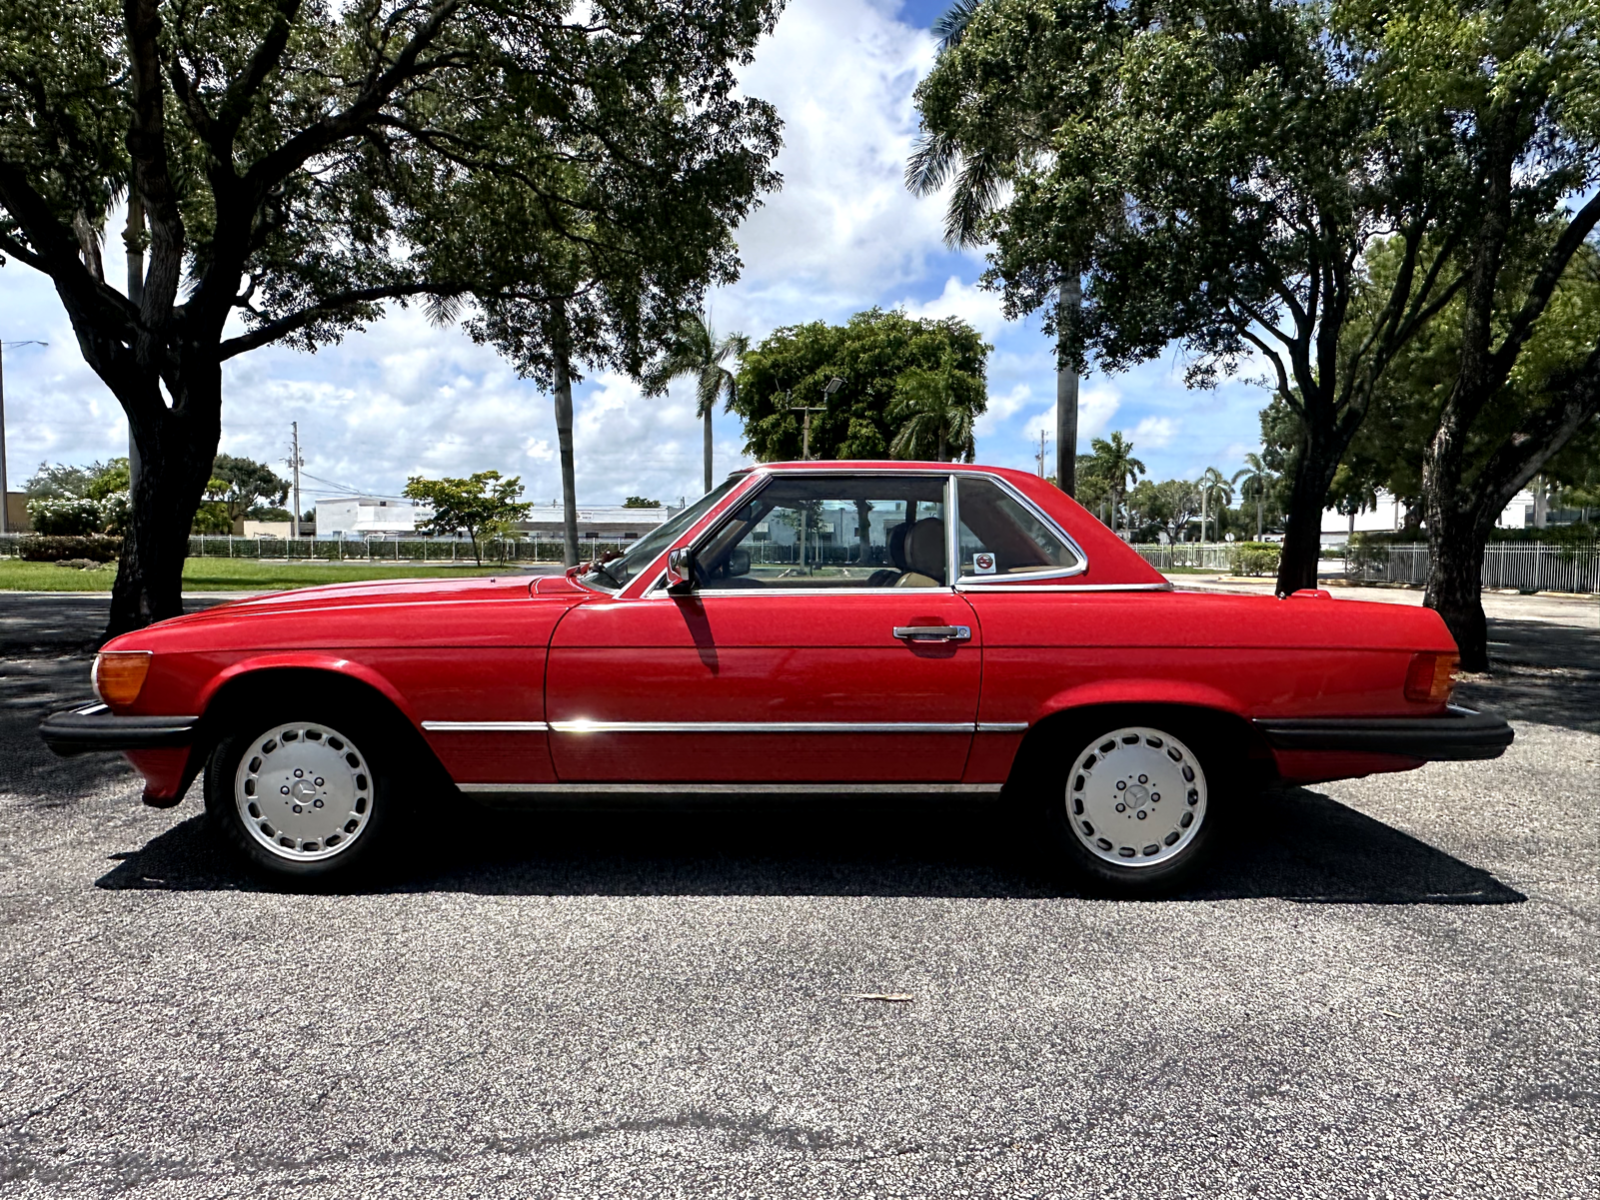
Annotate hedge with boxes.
[17,535,123,563]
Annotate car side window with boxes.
[956,477,1082,579]
[695,476,948,590]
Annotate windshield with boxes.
[576,476,744,592]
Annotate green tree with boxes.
[642,313,748,494]
[404,471,533,566]
[915,0,1485,597]
[888,353,982,461]
[1196,466,1234,544]
[908,0,1087,494]
[0,0,782,634]
[1130,477,1202,543]
[210,455,288,524]
[1232,453,1276,541]
[1332,219,1600,665]
[1089,431,1144,536]
[622,496,662,509]
[730,309,990,462]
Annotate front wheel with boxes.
[205,714,395,882]
[1037,720,1220,895]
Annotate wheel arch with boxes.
[188,663,452,801]
[1002,700,1274,796]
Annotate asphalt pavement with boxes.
[1,593,1596,1198]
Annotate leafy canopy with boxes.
[730,309,990,462]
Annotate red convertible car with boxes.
[42,462,1511,892]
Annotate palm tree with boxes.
[1090,432,1145,535]
[642,314,748,494]
[907,0,1085,494]
[1233,453,1273,541]
[1197,466,1234,543]
[889,358,979,462]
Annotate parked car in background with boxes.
[42,462,1512,893]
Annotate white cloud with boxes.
[901,276,1007,340]
[1080,384,1122,440]
[1132,415,1178,449]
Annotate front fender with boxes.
[196,652,418,725]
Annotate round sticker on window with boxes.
[973,552,997,575]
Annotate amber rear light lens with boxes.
[1404,652,1459,704]
[93,651,152,707]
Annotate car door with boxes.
[544,471,982,784]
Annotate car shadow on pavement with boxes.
[96,787,1524,905]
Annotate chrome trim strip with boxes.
[459,781,1006,796]
[958,581,1174,593]
[952,472,1090,584]
[977,723,1029,733]
[421,721,550,733]
[549,720,976,734]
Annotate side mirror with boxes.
[727,548,750,577]
[666,546,696,594]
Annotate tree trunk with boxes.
[854,498,872,567]
[1424,509,1489,671]
[1256,497,1262,541]
[550,307,580,568]
[1274,438,1340,595]
[1055,278,1082,496]
[702,409,714,496]
[105,367,223,638]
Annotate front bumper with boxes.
[40,702,199,758]
[1254,704,1514,762]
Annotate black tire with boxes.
[204,705,403,884]
[1031,713,1228,896]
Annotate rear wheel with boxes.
[205,713,395,882]
[1037,719,1220,894]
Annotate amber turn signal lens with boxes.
[93,651,152,707]
[1404,652,1459,704]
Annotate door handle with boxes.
[893,625,971,642]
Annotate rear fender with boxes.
[1034,678,1247,723]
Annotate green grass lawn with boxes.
[0,558,516,592]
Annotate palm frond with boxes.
[933,0,986,53]
[906,130,958,198]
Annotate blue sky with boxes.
[0,0,1270,509]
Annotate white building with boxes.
[1319,487,1551,544]
[314,497,432,538]
[515,504,675,543]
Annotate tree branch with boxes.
[217,280,470,359]
[244,0,463,193]
[1470,345,1600,530]
[1485,188,1600,386]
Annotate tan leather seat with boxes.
[895,518,946,587]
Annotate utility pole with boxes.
[0,339,49,536]
[287,422,304,538]
[1036,429,1050,478]
[789,378,841,571]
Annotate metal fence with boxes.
[1344,542,1600,594]
[0,532,620,564]
[1132,543,1238,571]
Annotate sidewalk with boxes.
[1169,571,1597,629]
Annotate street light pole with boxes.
[0,339,49,536]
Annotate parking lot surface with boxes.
[1,593,1596,1198]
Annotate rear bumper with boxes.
[39,702,199,758]
[1254,705,1514,762]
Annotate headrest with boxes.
[902,518,946,582]
[887,522,908,571]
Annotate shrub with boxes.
[1227,541,1281,576]
[26,496,104,536]
[17,535,123,563]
